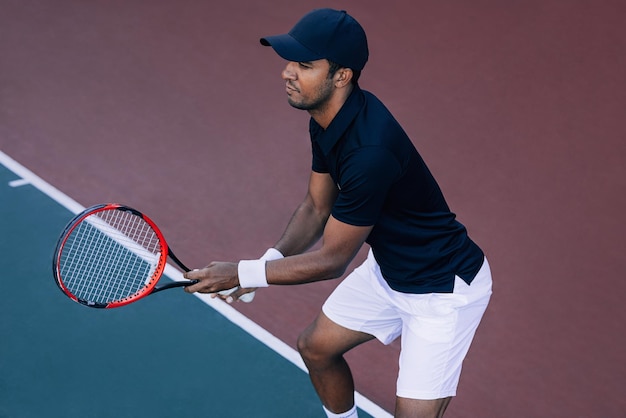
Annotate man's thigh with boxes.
[396,259,492,400]
[299,311,375,357]
[322,250,405,345]
[321,251,492,401]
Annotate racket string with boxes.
[101,211,141,301]
[63,218,129,302]
[59,209,164,304]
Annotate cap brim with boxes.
[260,34,323,62]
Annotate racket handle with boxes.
[153,279,198,294]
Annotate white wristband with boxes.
[238,248,284,289]
[238,259,269,288]
[260,247,284,261]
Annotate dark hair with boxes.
[328,60,361,85]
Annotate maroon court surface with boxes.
[1,1,625,416]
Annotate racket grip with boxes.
[152,279,198,294]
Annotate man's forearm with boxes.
[274,199,330,257]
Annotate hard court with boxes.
[1,1,625,417]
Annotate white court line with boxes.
[9,178,30,187]
[1,151,84,215]
[0,150,393,418]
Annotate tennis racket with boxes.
[52,203,253,308]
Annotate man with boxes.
[184,8,492,418]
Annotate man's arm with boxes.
[266,214,372,285]
[273,171,338,257]
[183,171,372,293]
[267,170,372,284]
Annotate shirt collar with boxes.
[310,85,365,156]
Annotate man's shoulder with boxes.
[350,90,410,149]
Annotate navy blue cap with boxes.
[260,8,368,71]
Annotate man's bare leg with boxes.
[395,396,452,418]
[297,312,375,414]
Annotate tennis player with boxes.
[185,8,492,418]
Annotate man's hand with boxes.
[182,262,256,303]
[183,262,239,294]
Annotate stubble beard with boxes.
[287,78,334,112]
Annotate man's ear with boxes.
[335,68,353,88]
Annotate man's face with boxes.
[281,59,335,111]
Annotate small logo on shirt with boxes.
[336,183,342,191]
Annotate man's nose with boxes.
[282,62,297,80]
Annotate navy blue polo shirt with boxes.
[310,86,484,293]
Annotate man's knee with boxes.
[297,315,346,366]
[298,312,374,366]
[297,323,324,364]
[296,328,310,357]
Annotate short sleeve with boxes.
[311,138,328,173]
[331,147,401,226]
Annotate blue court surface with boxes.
[0,152,388,418]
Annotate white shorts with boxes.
[322,250,492,400]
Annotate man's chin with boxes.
[287,98,309,111]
